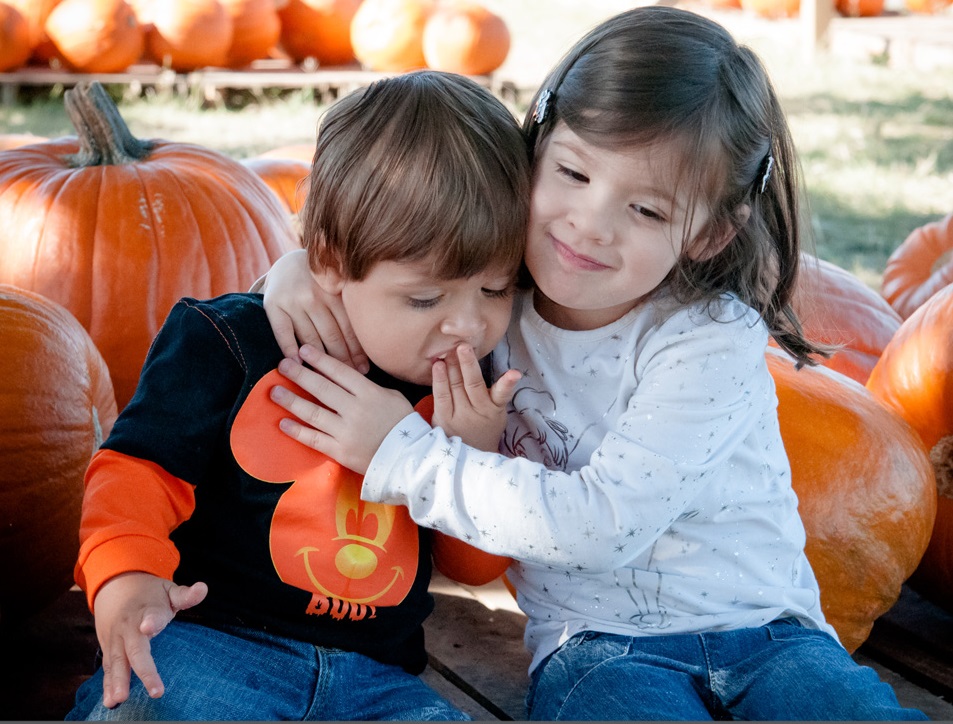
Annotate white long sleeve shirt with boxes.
[362,290,836,672]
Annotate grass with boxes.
[1,0,951,289]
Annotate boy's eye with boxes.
[482,286,514,300]
[408,297,440,309]
[556,164,588,183]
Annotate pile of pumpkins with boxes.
[0,85,950,660]
[708,0,952,20]
[0,0,510,76]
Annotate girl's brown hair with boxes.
[525,6,826,366]
[302,70,530,283]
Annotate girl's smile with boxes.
[526,122,713,332]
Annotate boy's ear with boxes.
[686,204,751,262]
[313,259,346,295]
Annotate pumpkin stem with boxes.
[64,82,153,168]
[930,434,953,500]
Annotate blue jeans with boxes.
[527,619,928,721]
[66,620,469,721]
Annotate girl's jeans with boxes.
[65,619,469,721]
[527,619,928,721]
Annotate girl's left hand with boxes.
[432,343,521,452]
[271,344,412,473]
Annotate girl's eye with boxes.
[408,297,440,309]
[556,164,588,183]
[631,204,663,221]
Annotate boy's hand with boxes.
[271,345,413,474]
[92,572,208,708]
[260,249,369,372]
[432,344,521,452]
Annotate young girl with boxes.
[262,7,926,721]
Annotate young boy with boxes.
[67,70,530,722]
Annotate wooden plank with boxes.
[425,574,530,721]
[859,585,953,704]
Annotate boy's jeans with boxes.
[66,619,469,721]
[527,618,928,721]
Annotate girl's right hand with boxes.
[259,249,369,372]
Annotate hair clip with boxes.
[533,89,553,125]
[758,153,774,194]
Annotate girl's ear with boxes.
[687,204,751,262]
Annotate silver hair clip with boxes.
[533,89,553,125]
[758,153,774,194]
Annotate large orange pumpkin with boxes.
[0,285,117,621]
[351,0,433,72]
[4,0,61,62]
[783,255,901,384]
[146,0,233,71]
[0,82,298,410]
[422,1,510,76]
[44,0,145,73]
[768,348,937,651]
[866,283,953,611]
[277,0,361,66]
[881,213,953,320]
[220,0,280,67]
[0,2,31,71]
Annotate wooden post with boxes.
[802,0,835,59]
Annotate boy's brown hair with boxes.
[301,70,530,282]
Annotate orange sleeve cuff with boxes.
[75,449,197,611]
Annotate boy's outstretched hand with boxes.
[432,343,521,452]
[92,572,207,708]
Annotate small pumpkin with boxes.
[0,285,117,621]
[768,348,937,651]
[834,0,884,15]
[0,82,298,410]
[44,0,145,73]
[220,0,280,67]
[740,0,800,17]
[881,213,953,320]
[782,255,901,384]
[422,1,510,76]
[145,0,233,71]
[350,0,433,72]
[277,0,361,66]
[866,283,953,611]
[0,2,31,71]
[904,0,952,12]
[0,133,48,151]
[257,142,315,163]
[241,156,311,215]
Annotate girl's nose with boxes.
[567,196,613,244]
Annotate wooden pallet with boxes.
[2,573,951,721]
[0,60,523,108]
